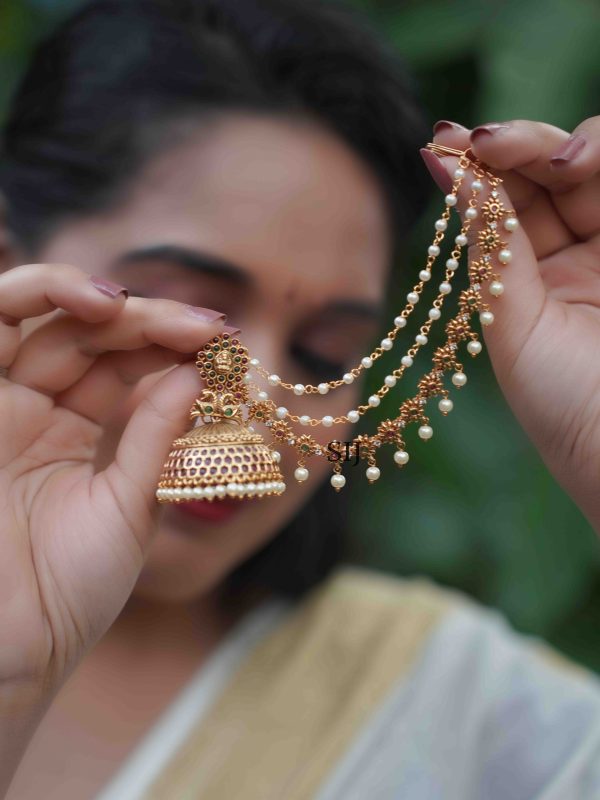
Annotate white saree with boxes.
[96,566,600,799]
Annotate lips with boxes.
[171,497,245,523]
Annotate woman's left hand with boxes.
[426,117,600,535]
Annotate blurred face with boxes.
[13,114,391,601]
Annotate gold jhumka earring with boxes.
[155,144,518,504]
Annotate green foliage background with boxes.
[1,0,599,669]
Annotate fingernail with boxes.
[433,120,468,134]
[420,148,453,194]
[185,305,227,323]
[90,274,129,298]
[223,325,242,336]
[549,134,586,167]
[470,123,510,142]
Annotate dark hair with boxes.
[0,0,432,599]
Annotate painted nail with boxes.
[223,325,242,336]
[470,123,510,142]
[420,148,453,194]
[549,134,586,167]
[185,305,227,323]
[433,120,468,134]
[90,274,129,298]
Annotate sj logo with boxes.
[326,440,361,466]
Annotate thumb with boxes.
[98,360,203,547]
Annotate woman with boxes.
[1,0,599,797]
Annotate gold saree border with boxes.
[145,565,459,800]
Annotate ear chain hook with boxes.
[425,142,503,185]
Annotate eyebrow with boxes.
[115,244,384,320]
[115,244,250,286]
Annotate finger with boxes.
[0,263,128,374]
[55,345,191,426]
[431,123,579,257]
[7,296,227,396]
[438,118,600,240]
[94,360,207,550]
[468,117,600,238]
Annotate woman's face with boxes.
[12,115,391,602]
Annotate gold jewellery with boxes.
[155,144,517,504]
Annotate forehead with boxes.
[122,114,391,306]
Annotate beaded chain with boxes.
[239,144,518,492]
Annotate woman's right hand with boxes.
[0,263,227,697]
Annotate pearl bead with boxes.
[318,383,330,394]
[452,371,467,386]
[419,269,432,282]
[384,375,397,387]
[504,216,519,232]
[300,415,311,426]
[368,394,380,407]
[271,450,282,463]
[498,249,512,264]
[439,398,454,413]
[415,334,428,345]
[276,406,288,419]
[293,383,305,395]
[295,467,309,482]
[215,484,227,498]
[480,310,495,326]
[428,244,440,257]
[439,281,452,294]
[366,466,380,482]
[361,356,373,368]
[445,193,457,206]
[267,374,281,386]
[204,486,215,499]
[428,307,441,320]
[249,358,260,367]
[393,450,409,465]
[418,424,433,440]
[471,179,483,192]
[455,233,468,247]
[331,473,346,489]
[380,337,393,350]
[435,218,448,231]
[407,291,419,304]
[343,372,354,384]
[401,355,413,368]
[322,415,334,427]
[453,167,465,180]
[489,280,504,296]
[243,374,251,383]
[394,316,407,328]
[347,410,360,423]
[467,340,482,355]
[446,258,459,271]
[182,487,194,498]
[465,207,478,220]
[257,391,269,402]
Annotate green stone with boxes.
[224,408,233,416]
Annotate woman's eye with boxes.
[291,344,345,381]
